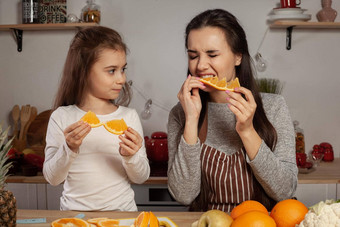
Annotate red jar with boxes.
[323,148,334,162]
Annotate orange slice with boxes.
[80,111,102,128]
[200,76,240,91]
[51,218,90,227]
[104,119,128,135]
[87,217,109,225]
[134,211,150,227]
[97,218,119,227]
[149,211,160,227]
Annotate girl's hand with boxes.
[119,127,143,156]
[177,75,205,121]
[226,87,257,135]
[64,121,91,152]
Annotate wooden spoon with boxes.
[19,105,32,141]
[11,105,20,139]
[23,106,37,141]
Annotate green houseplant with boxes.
[0,124,16,226]
[256,78,284,94]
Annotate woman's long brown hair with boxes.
[53,26,132,110]
[185,9,278,211]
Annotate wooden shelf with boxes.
[269,21,340,50]
[270,21,340,29]
[0,22,98,31]
[0,23,98,52]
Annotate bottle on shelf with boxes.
[22,0,39,24]
[293,120,305,154]
[81,0,101,24]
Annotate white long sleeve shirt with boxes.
[43,105,150,211]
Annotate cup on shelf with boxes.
[280,0,301,8]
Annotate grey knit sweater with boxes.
[167,93,298,205]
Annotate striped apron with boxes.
[200,143,253,212]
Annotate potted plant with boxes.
[256,78,284,94]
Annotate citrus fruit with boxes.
[97,218,119,227]
[230,200,268,220]
[231,211,276,227]
[134,211,150,227]
[148,211,159,227]
[51,218,90,227]
[80,111,102,128]
[87,217,108,225]
[199,76,240,91]
[270,199,308,227]
[104,118,128,135]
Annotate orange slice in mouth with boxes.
[199,76,240,91]
[104,118,128,135]
[80,111,102,128]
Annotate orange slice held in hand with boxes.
[199,76,240,91]
[104,119,128,135]
[80,111,102,128]
[51,218,90,227]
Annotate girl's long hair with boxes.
[53,26,132,110]
[185,9,278,211]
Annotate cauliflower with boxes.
[298,200,340,227]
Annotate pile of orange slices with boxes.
[199,76,240,91]
[80,111,128,135]
[50,211,170,227]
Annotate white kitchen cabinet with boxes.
[46,184,63,210]
[294,183,337,207]
[6,183,43,209]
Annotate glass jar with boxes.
[81,0,101,23]
[293,120,305,154]
[22,0,39,24]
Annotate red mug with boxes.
[280,0,301,8]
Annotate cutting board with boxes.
[26,109,52,156]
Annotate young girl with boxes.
[43,26,150,211]
[167,9,297,212]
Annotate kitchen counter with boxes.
[16,209,203,227]
[7,158,340,185]
[298,157,340,184]
[6,175,168,184]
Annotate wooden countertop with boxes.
[16,209,202,227]
[7,158,340,185]
[6,175,168,185]
[298,158,340,184]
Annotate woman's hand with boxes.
[64,121,91,152]
[226,87,262,160]
[119,127,143,156]
[177,75,205,121]
[225,87,257,135]
[177,75,206,144]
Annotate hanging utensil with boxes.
[19,105,32,141]
[23,106,37,142]
[11,105,20,139]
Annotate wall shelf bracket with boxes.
[12,29,23,52]
[286,26,294,50]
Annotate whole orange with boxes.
[270,199,308,227]
[231,211,276,227]
[230,200,268,219]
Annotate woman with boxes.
[167,9,297,212]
